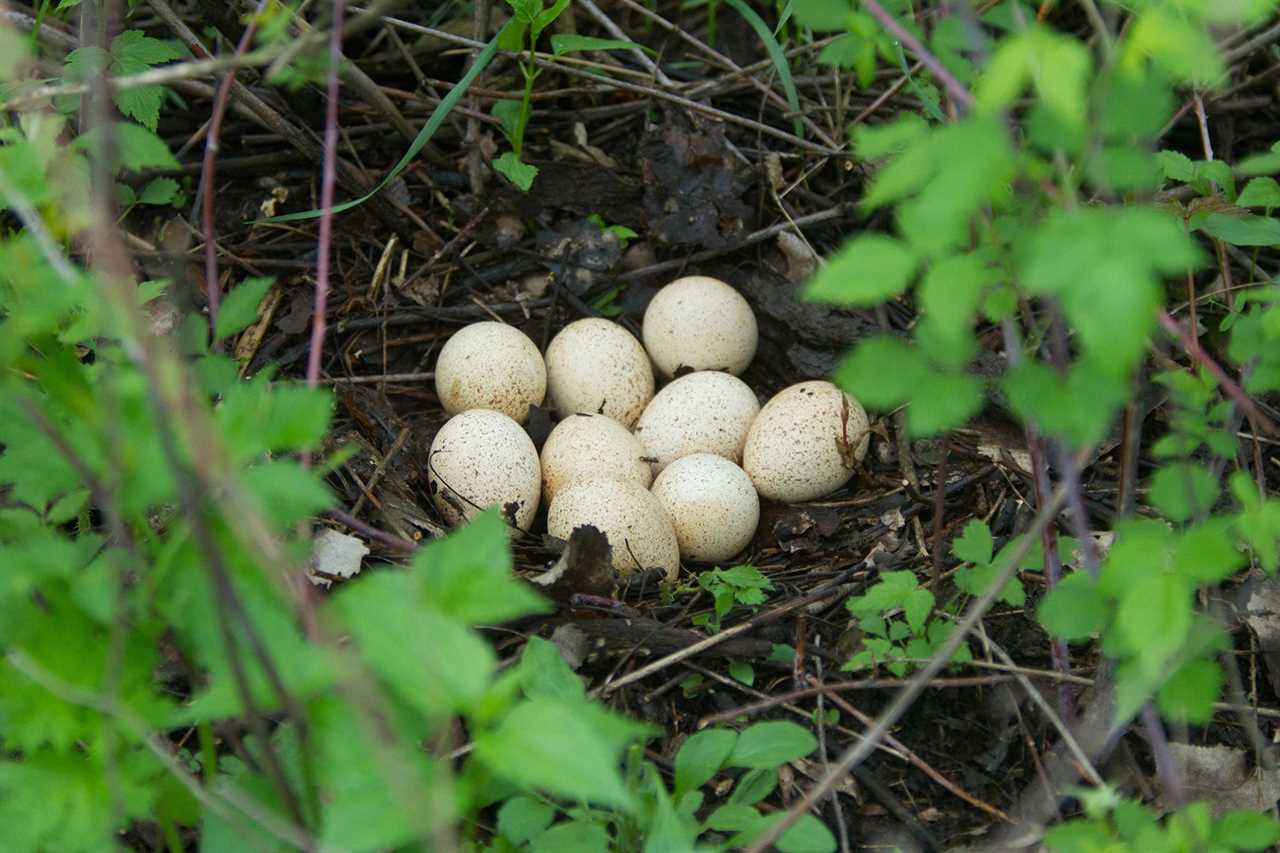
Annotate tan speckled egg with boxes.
[540,413,653,504]
[427,409,541,530]
[545,318,654,427]
[651,454,759,563]
[642,276,758,378]
[742,381,869,503]
[434,322,546,423]
[547,479,680,579]
[633,371,760,474]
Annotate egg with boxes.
[547,479,680,579]
[742,381,870,503]
[651,454,759,563]
[545,318,654,427]
[434,321,546,423]
[633,371,760,474]
[540,413,653,504]
[642,275,758,378]
[427,409,541,530]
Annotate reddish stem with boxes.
[200,3,266,342]
[1157,308,1275,435]
[307,0,347,390]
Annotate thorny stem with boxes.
[306,0,348,390]
[201,1,266,340]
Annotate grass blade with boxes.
[722,0,803,139]
[261,25,508,224]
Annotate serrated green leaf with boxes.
[497,796,555,845]
[904,370,983,436]
[214,276,273,341]
[1037,572,1106,641]
[805,234,918,305]
[138,177,179,205]
[475,698,636,810]
[833,335,927,409]
[1148,462,1219,522]
[1212,810,1280,851]
[1196,213,1280,247]
[73,123,178,173]
[953,520,994,565]
[1156,659,1222,724]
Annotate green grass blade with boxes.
[722,0,803,139]
[260,25,508,224]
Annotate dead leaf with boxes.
[309,528,369,587]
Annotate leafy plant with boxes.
[690,564,775,633]
[1044,787,1280,853]
[62,30,185,131]
[843,569,972,676]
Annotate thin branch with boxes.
[862,0,974,111]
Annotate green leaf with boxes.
[1043,820,1115,852]
[792,0,852,30]
[240,460,333,525]
[1149,462,1220,522]
[775,814,838,853]
[1037,572,1107,641]
[530,820,612,853]
[1172,520,1246,584]
[674,728,736,797]
[726,721,817,769]
[1195,213,1280,247]
[550,34,653,56]
[498,796,555,845]
[1125,7,1222,85]
[904,371,984,436]
[833,336,927,409]
[1156,659,1222,724]
[474,698,636,810]
[493,151,539,192]
[902,587,934,635]
[728,767,777,806]
[805,234,918,305]
[953,520,994,565]
[517,636,585,701]
[1235,177,1280,209]
[333,573,495,715]
[531,0,571,38]
[729,659,755,685]
[1213,810,1280,851]
[73,123,178,173]
[1118,573,1191,671]
[415,510,550,624]
[214,276,273,341]
[138,177,179,205]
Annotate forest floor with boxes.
[95,1,1280,849]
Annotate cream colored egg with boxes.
[642,276,758,378]
[633,371,760,474]
[434,322,546,423]
[651,454,759,563]
[427,409,541,530]
[742,381,869,503]
[547,479,679,579]
[545,318,654,427]
[540,413,653,504]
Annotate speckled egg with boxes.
[427,409,541,530]
[633,371,760,474]
[547,479,680,579]
[540,413,653,504]
[651,454,759,563]
[742,381,869,503]
[545,318,655,427]
[642,276,758,378]
[434,322,546,423]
